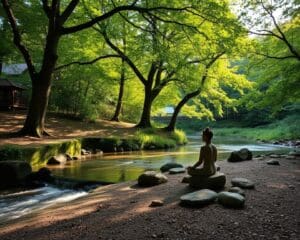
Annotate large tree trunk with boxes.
[111,59,125,122]
[0,60,2,75]
[19,33,60,137]
[19,77,51,137]
[136,84,153,128]
[165,89,201,132]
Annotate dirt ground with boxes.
[0,156,299,240]
[0,111,135,146]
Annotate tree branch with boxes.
[59,0,79,24]
[54,54,122,71]
[101,29,147,85]
[41,0,51,18]
[61,5,190,35]
[1,0,37,79]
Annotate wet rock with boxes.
[189,172,226,190]
[228,186,245,196]
[72,156,79,160]
[149,200,164,207]
[160,163,183,172]
[181,176,191,183]
[81,149,91,155]
[65,154,72,161]
[231,177,255,189]
[267,160,280,165]
[0,161,32,189]
[228,148,252,162]
[218,191,245,208]
[47,154,67,165]
[169,167,186,174]
[180,189,218,207]
[138,171,168,187]
[26,167,54,183]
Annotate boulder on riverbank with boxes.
[228,148,252,162]
[189,172,226,190]
[231,177,255,189]
[138,171,168,187]
[218,191,245,208]
[180,189,218,207]
[0,161,32,189]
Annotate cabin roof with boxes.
[0,78,26,90]
[2,64,28,75]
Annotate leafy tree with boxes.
[1,0,189,137]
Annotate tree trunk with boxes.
[19,76,51,137]
[19,32,60,137]
[136,84,153,128]
[111,59,125,122]
[165,89,201,132]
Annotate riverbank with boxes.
[0,111,187,166]
[1,155,299,240]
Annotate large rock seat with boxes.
[138,171,168,187]
[189,172,226,190]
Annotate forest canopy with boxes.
[0,0,299,137]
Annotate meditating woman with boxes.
[187,127,217,177]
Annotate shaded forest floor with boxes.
[0,156,299,240]
[0,111,136,146]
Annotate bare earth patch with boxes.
[0,111,136,146]
[0,157,299,240]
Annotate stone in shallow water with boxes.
[269,154,281,158]
[228,186,245,196]
[218,191,245,208]
[160,163,183,172]
[47,154,67,165]
[231,177,255,189]
[189,172,226,190]
[267,160,280,165]
[138,171,168,187]
[180,189,218,207]
[228,148,252,162]
[169,167,186,174]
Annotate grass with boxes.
[134,128,187,149]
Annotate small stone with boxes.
[181,176,191,183]
[218,191,245,208]
[231,177,255,189]
[169,167,186,174]
[267,160,280,165]
[228,186,245,196]
[180,189,218,207]
[149,200,164,207]
[160,163,183,172]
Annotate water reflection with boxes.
[51,135,292,183]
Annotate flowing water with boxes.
[0,135,293,223]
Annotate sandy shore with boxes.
[0,156,299,240]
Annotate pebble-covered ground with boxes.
[0,155,299,240]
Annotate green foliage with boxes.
[134,128,187,149]
[213,114,300,141]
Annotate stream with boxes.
[0,135,293,224]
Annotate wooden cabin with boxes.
[0,78,27,110]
